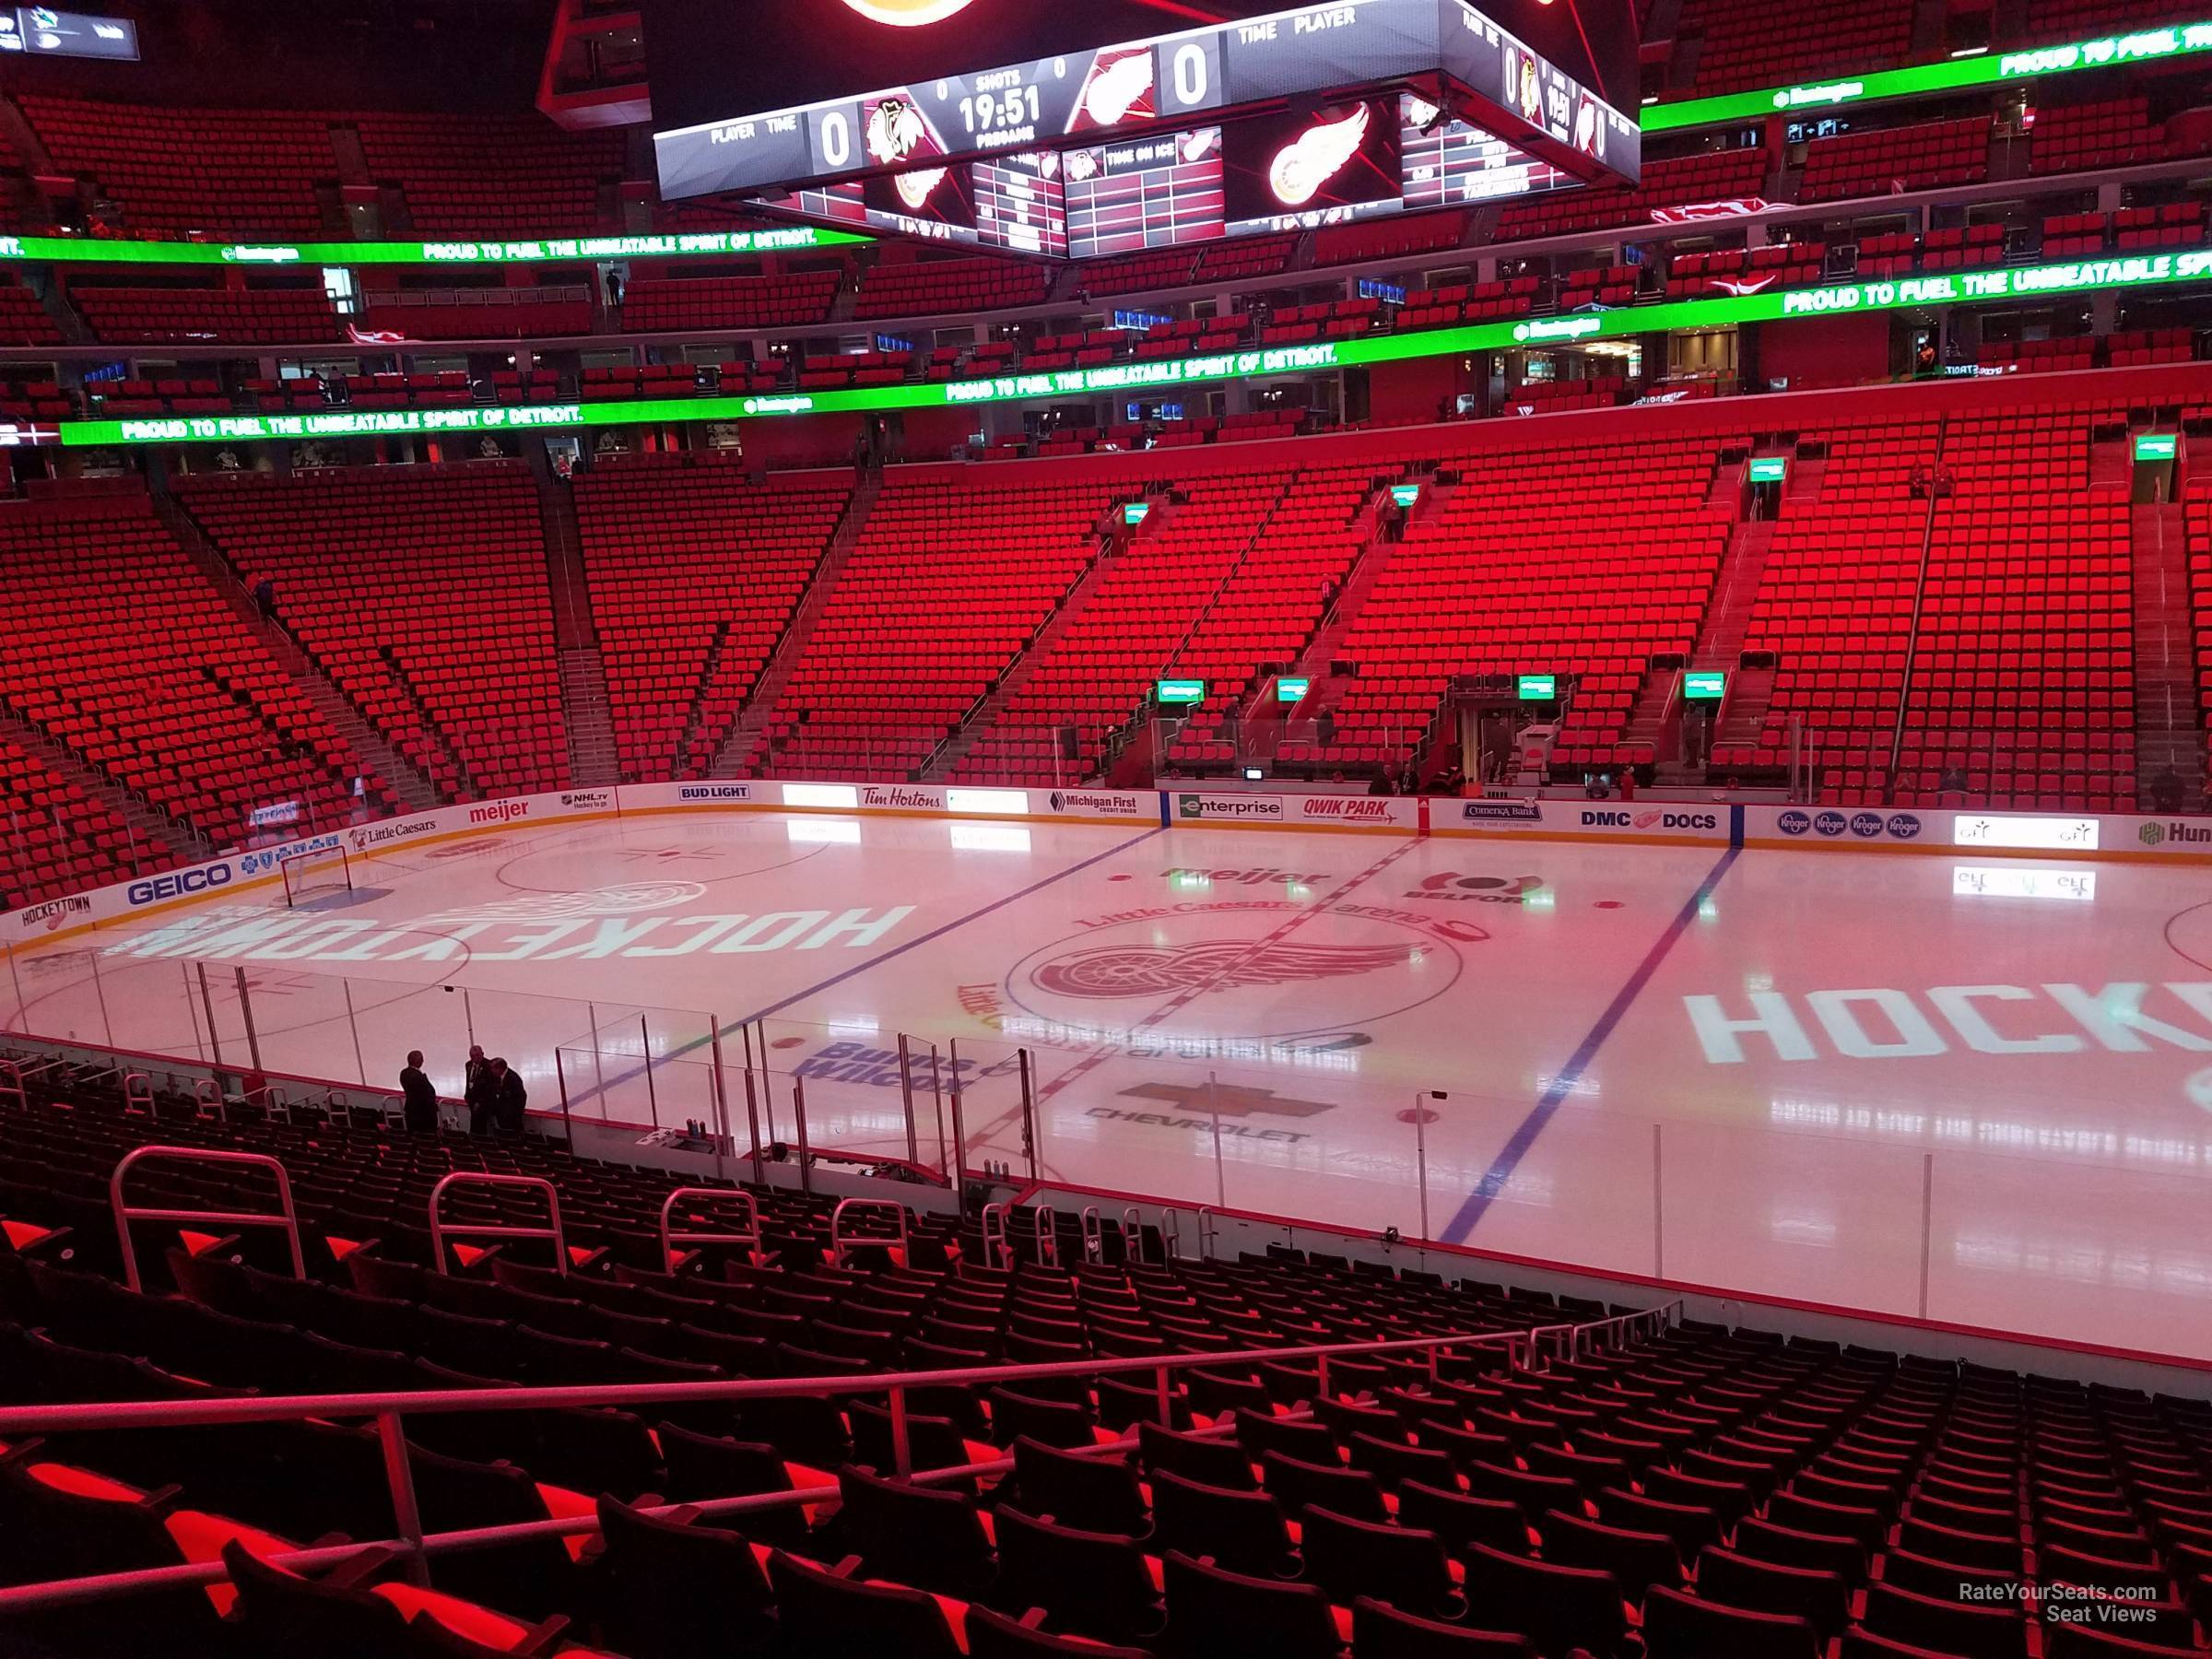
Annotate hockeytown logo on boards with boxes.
[1685,981,2212,1065]
[678,783,752,803]
[348,818,435,853]
[17,895,90,932]
[1777,808,1924,841]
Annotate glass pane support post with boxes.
[231,966,263,1071]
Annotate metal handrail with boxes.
[829,1197,909,1268]
[0,1059,26,1112]
[122,1071,154,1115]
[0,1341,1497,1617]
[1081,1206,1104,1265]
[980,1200,1011,1271]
[657,1185,759,1272]
[1122,1205,1147,1264]
[0,1296,1675,1614]
[0,1304,1678,1440]
[427,1172,566,1277]
[108,1145,303,1292]
[1034,1203,1060,1269]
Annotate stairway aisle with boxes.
[0,702,208,872]
[924,524,1127,782]
[712,472,882,779]
[149,488,443,813]
[2131,500,2201,809]
[531,464,618,787]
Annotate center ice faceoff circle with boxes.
[1003,899,1480,1051]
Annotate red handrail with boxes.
[0,1326,1602,1618]
[657,1184,759,1272]
[829,1196,908,1267]
[427,1171,565,1277]
[0,1307,1675,1438]
[0,1256,1675,1618]
[108,1145,303,1292]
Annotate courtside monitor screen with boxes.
[650,0,1640,210]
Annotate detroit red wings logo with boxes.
[1034,940,1419,999]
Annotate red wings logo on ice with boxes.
[1035,939,1417,999]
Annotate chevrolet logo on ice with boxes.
[1117,1081,1335,1120]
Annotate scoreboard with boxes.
[973,155,1069,257]
[1399,92,1571,210]
[653,0,1640,243]
[1065,131,1227,260]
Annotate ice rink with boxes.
[16,807,2212,1362]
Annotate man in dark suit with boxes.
[398,1051,439,1135]
[489,1058,528,1137]
[464,1044,494,1135]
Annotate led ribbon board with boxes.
[53,248,2212,446]
[0,227,872,268]
[1642,20,2212,133]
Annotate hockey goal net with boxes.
[279,844,353,908]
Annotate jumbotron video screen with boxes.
[648,0,1639,258]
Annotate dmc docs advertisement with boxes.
[1439,797,1733,841]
